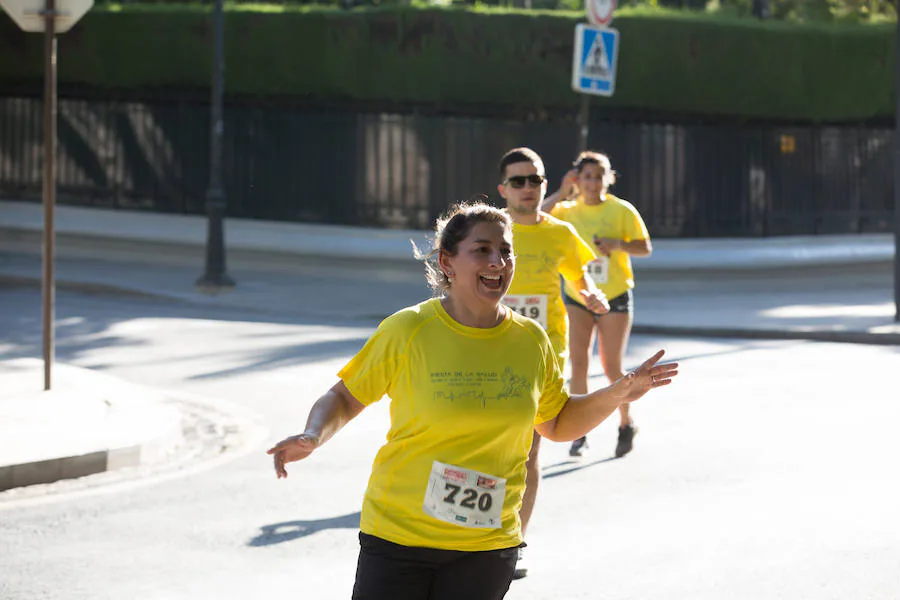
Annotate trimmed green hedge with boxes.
[0,5,895,121]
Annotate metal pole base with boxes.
[195,278,236,296]
[196,187,235,295]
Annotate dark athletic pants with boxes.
[351,533,519,600]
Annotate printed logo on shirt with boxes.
[498,367,528,400]
[429,367,530,407]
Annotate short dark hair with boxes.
[498,147,545,178]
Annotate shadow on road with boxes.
[187,336,371,380]
[247,512,361,547]
[541,457,618,480]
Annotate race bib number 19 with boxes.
[503,294,548,329]
[423,461,506,529]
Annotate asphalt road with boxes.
[1,286,898,600]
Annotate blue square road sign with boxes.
[572,24,619,97]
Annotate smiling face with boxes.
[498,159,547,220]
[577,156,613,198]
[439,220,514,309]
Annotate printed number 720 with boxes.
[443,483,493,512]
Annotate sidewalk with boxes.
[0,358,184,492]
[1,199,898,492]
[0,199,893,270]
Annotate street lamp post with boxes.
[197,0,234,293]
[41,0,57,390]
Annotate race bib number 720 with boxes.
[422,461,506,529]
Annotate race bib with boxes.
[586,257,610,285]
[422,461,506,529]
[502,294,548,329]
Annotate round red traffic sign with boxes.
[587,0,616,26]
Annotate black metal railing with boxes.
[0,95,893,237]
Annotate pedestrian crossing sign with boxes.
[572,24,619,97]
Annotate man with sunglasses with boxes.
[496,147,609,579]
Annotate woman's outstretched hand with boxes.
[266,433,321,479]
[611,349,679,404]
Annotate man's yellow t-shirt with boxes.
[551,194,650,302]
[338,298,569,552]
[506,213,596,368]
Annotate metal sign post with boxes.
[577,96,590,153]
[1,0,93,390]
[572,0,617,156]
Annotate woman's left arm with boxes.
[535,350,677,442]
[595,237,653,257]
[621,238,652,257]
[569,275,609,315]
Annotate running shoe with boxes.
[569,436,588,457]
[615,424,638,458]
[513,547,528,579]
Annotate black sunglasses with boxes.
[503,174,546,189]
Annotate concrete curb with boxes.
[0,368,270,497]
[0,359,185,492]
[0,226,426,274]
[0,432,184,492]
[0,201,429,266]
[0,272,182,302]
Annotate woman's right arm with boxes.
[535,350,678,442]
[541,168,578,212]
[267,381,366,478]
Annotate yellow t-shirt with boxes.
[506,213,597,368]
[551,194,650,301]
[338,298,569,552]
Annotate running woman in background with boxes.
[543,151,653,459]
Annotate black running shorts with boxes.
[351,532,519,600]
[564,289,633,316]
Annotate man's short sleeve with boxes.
[558,224,597,282]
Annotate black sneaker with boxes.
[615,424,638,458]
[512,546,528,579]
[569,436,588,457]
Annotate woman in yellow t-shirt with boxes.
[267,201,676,600]
[543,151,653,460]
